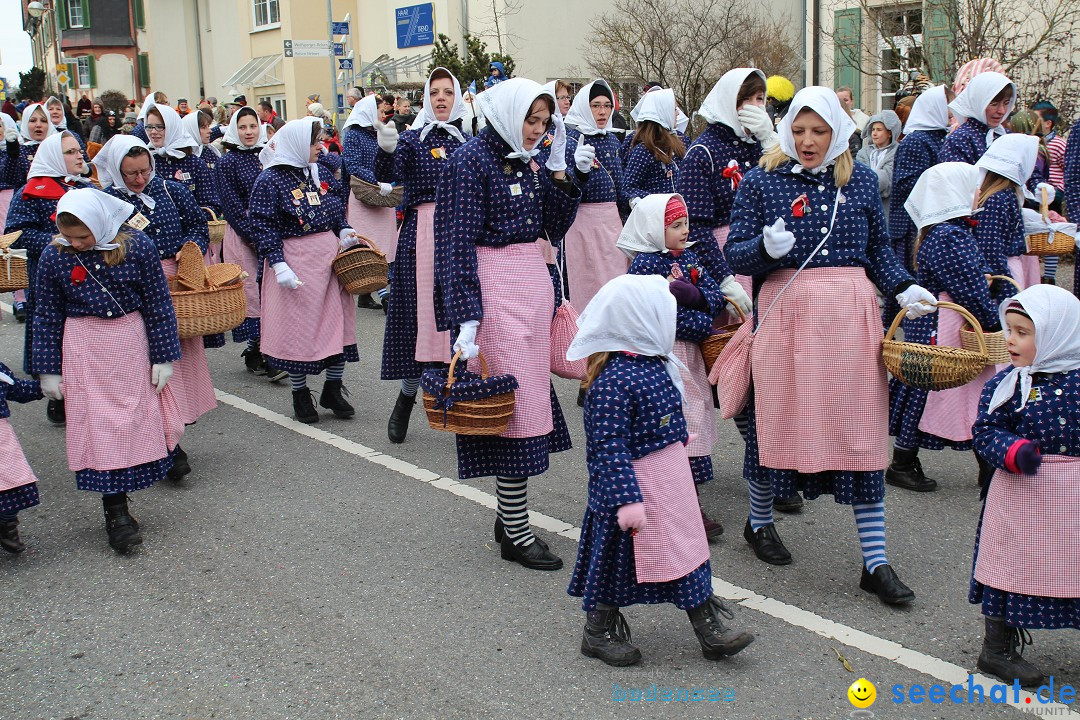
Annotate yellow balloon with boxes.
[848,678,877,709]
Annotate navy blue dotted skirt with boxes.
[689,455,713,486]
[75,457,170,494]
[381,210,426,381]
[266,345,360,376]
[889,379,972,451]
[0,484,40,514]
[231,317,260,344]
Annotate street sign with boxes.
[0,78,7,101]
[57,73,69,86]
[396,3,435,49]
[331,21,350,36]
[333,42,344,57]
[338,59,354,71]
[283,39,332,58]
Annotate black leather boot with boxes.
[581,604,642,666]
[859,564,915,605]
[885,446,937,492]
[743,518,792,565]
[103,495,142,553]
[319,380,355,418]
[0,517,25,553]
[242,341,267,375]
[292,389,319,424]
[774,494,804,513]
[976,451,995,491]
[686,596,755,659]
[387,390,416,443]
[576,385,586,407]
[46,399,66,426]
[499,534,563,571]
[977,616,1044,687]
[13,301,26,323]
[166,445,191,482]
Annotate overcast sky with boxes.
[0,1,36,93]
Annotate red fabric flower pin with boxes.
[320,181,329,195]
[689,266,700,285]
[791,193,810,218]
[721,160,743,190]
[70,265,87,285]
[965,217,979,228]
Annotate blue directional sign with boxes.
[395,3,435,49]
[338,58,354,71]
[331,21,350,36]
[333,42,344,57]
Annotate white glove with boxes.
[453,320,480,360]
[737,105,779,150]
[629,196,641,210]
[377,182,394,197]
[545,114,567,172]
[151,362,173,394]
[574,139,596,174]
[719,275,753,316]
[375,119,398,154]
[40,374,63,401]
[4,127,18,143]
[272,261,302,290]
[896,284,938,319]
[762,217,796,259]
[1035,182,1056,202]
[338,228,361,250]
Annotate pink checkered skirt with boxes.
[713,225,752,307]
[62,313,183,472]
[0,419,37,491]
[918,292,997,442]
[222,225,260,319]
[752,267,889,473]
[672,339,717,457]
[348,194,398,264]
[631,441,710,583]
[1007,255,1042,289]
[261,231,357,365]
[0,188,13,228]
[563,202,627,313]
[469,243,553,438]
[161,259,218,424]
[975,455,1080,597]
[413,203,450,363]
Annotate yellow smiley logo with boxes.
[848,678,876,708]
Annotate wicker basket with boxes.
[0,231,28,293]
[959,275,1020,365]
[204,208,227,246]
[168,242,246,339]
[422,351,517,436]
[701,301,747,371]
[350,177,403,208]
[883,301,989,391]
[176,241,207,290]
[332,236,389,295]
[1026,190,1076,256]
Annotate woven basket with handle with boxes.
[959,275,1020,365]
[701,300,747,372]
[1026,187,1075,256]
[422,351,517,436]
[332,235,389,295]
[204,207,227,246]
[349,177,403,208]
[0,231,28,293]
[167,242,247,338]
[882,301,989,391]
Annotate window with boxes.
[76,56,93,88]
[68,0,84,28]
[57,0,90,31]
[876,6,923,110]
[253,0,280,27]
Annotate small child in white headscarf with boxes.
[566,273,754,667]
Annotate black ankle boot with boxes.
[977,616,1044,687]
[0,517,25,553]
[494,517,548,550]
[773,494,804,513]
[103,496,143,553]
[292,389,319,423]
[859,564,915,605]
[499,534,563,571]
[46,398,66,426]
[581,604,642,666]
[166,445,191,482]
[13,302,26,323]
[319,380,354,418]
[686,596,755,659]
[387,390,416,443]
[743,518,792,565]
[242,342,267,375]
[576,386,586,407]
[885,446,937,492]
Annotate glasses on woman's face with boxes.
[121,168,153,180]
[589,102,613,111]
[62,148,83,156]
[556,94,570,102]
[145,124,166,132]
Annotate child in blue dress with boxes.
[0,361,43,553]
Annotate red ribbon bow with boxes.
[689,266,700,285]
[721,161,743,190]
[70,265,87,285]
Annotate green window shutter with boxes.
[138,53,150,87]
[922,0,955,83]
[56,0,69,30]
[133,0,146,29]
[80,0,91,28]
[87,56,97,88]
[833,8,862,102]
[68,64,76,89]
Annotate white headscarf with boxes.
[631,88,678,131]
[475,77,555,161]
[904,162,981,231]
[44,96,68,130]
[541,80,565,120]
[147,104,190,159]
[566,273,687,399]
[987,285,1080,414]
[777,86,857,174]
[222,106,264,149]
[698,68,766,138]
[948,71,1015,145]
[410,67,467,144]
[676,108,689,134]
[564,79,614,136]
[180,110,211,157]
[18,103,56,146]
[137,94,158,122]
[54,188,134,251]
[902,86,951,133]
[26,132,87,185]
[259,117,322,186]
[616,193,692,258]
[1,113,18,142]
[341,94,380,133]
[975,132,1039,200]
[94,134,157,209]
[630,86,660,121]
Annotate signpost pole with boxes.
[326,0,338,124]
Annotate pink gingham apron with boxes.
[222,224,260,319]
[260,231,357,364]
[0,419,37,490]
[631,441,710,583]
[752,267,889,473]
[469,242,553,438]
[413,203,450,363]
[918,292,997,442]
[563,202,627,312]
[672,339,717,457]
[713,225,752,308]
[161,258,218,424]
[1007,255,1042,289]
[975,455,1080,597]
[348,194,398,263]
[62,313,183,472]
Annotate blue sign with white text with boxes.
[331,21,350,36]
[395,3,435,48]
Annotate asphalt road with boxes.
[1,289,1076,720]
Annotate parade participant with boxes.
[970,285,1080,686]
[44,96,88,157]
[939,72,1015,164]
[855,109,900,220]
[181,109,222,170]
[1009,110,1060,284]
[0,361,43,554]
[5,131,93,425]
[434,78,582,570]
[973,133,1042,287]
[145,104,221,217]
[618,193,726,539]
[375,67,467,444]
[214,107,268,374]
[1065,117,1080,300]
[623,89,685,202]
[131,92,168,142]
[725,87,934,606]
[565,274,754,666]
[887,163,1002,493]
[249,117,360,423]
[95,135,214,481]
[889,86,952,271]
[30,189,182,553]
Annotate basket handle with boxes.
[352,233,382,255]
[987,274,1022,292]
[446,349,489,388]
[718,296,746,325]
[202,207,220,222]
[885,301,988,355]
[0,230,23,251]
[1040,187,1050,224]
